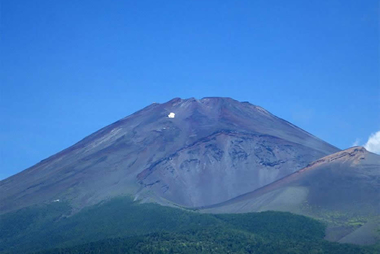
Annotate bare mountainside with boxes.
[0,97,339,213]
[200,147,380,245]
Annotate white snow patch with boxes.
[168,112,175,118]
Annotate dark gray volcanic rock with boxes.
[137,132,331,207]
[200,147,380,245]
[0,97,339,213]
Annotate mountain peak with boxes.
[0,97,339,213]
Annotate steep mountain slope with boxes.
[0,97,338,213]
[200,147,380,244]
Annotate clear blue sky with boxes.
[1,0,379,180]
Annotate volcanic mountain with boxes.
[200,147,380,244]
[0,97,339,214]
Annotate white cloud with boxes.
[352,138,360,147]
[364,131,380,154]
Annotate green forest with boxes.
[0,197,378,254]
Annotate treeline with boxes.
[37,228,376,254]
[0,197,378,254]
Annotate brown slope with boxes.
[0,97,339,214]
[200,147,380,244]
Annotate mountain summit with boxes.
[0,97,339,213]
